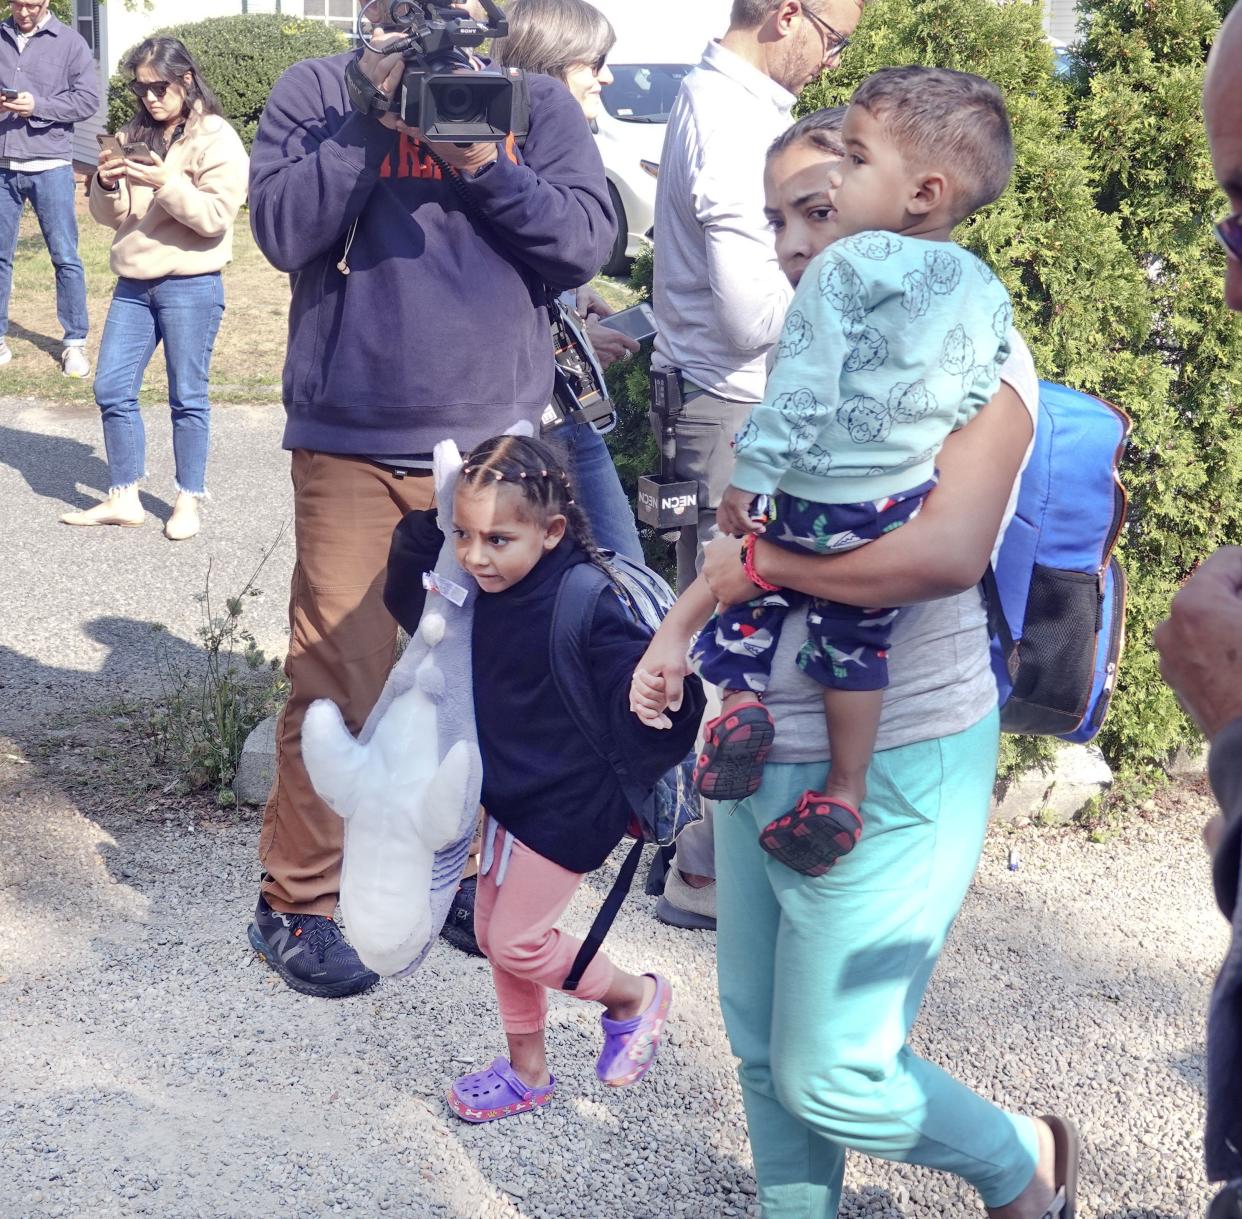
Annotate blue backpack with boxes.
[550,552,705,990]
[984,381,1131,743]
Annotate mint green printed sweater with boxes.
[730,231,1012,504]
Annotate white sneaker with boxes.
[0,339,12,365]
[61,346,90,378]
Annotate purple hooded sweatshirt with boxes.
[249,52,616,456]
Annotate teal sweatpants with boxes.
[716,710,1039,1217]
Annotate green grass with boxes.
[5,192,289,406]
[3,189,638,407]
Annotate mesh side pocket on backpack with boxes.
[1001,565,1099,737]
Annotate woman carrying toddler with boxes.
[634,71,1079,1219]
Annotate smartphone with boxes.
[97,133,157,164]
[122,140,157,165]
[596,302,658,344]
[1,88,18,101]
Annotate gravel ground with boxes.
[0,742,1228,1219]
[0,393,1229,1216]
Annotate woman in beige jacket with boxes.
[62,37,248,541]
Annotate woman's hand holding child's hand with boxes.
[630,625,696,729]
[716,485,764,538]
[631,668,675,729]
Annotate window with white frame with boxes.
[74,0,100,61]
[301,0,356,34]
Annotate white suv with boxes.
[589,0,733,275]
[594,62,691,274]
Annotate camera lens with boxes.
[438,82,479,121]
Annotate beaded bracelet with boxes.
[742,534,781,593]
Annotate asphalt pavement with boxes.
[0,395,296,734]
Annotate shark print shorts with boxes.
[692,481,935,694]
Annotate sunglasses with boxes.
[1216,212,1242,262]
[127,79,174,101]
[802,5,851,62]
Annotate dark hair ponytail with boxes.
[768,106,848,161]
[459,434,607,569]
[122,36,223,154]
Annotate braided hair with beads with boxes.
[459,434,609,573]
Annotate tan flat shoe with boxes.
[60,501,145,528]
[164,496,201,541]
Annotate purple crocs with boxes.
[447,1057,555,1123]
[597,973,673,1088]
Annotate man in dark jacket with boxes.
[0,0,98,377]
[1155,7,1242,1209]
[246,16,615,998]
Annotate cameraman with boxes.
[246,2,616,999]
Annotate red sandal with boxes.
[692,701,776,800]
[759,790,862,877]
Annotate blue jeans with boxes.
[550,420,643,563]
[0,164,89,344]
[94,274,225,495]
[716,710,1039,1216]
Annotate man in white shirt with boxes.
[650,0,861,929]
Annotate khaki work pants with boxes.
[259,450,435,915]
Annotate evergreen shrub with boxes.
[106,15,347,150]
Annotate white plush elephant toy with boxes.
[301,438,483,978]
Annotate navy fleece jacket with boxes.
[472,540,705,875]
[249,53,616,456]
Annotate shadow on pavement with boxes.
[0,420,174,521]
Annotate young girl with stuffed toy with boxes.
[444,433,705,1123]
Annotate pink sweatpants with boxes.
[473,825,617,1035]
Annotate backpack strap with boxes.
[550,562,651,814]
[550,561,650,991]
[981,563,1020,682]
[562,837,644,993]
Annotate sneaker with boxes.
[655,867,717,931]
[247,893,379,998]
[439,876,484,957]
[61,346,90,378]
[0,339,11,366]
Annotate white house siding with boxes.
[1043,0,1079,43]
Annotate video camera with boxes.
[357,0,530,143]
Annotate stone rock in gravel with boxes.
[1169,741,1209,777]
[236,714,278,806]
[991,743,1112,824]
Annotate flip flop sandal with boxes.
[446,1057,555,1123]
[597,973,672,1088]
[692,702,776,800]
[1039,1114,1080,1219]
[759,790,862,877]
